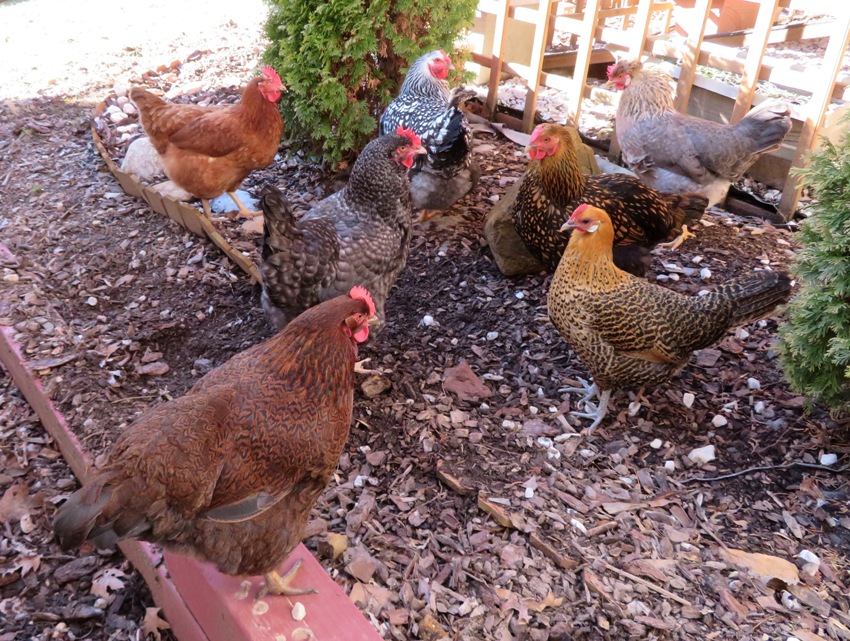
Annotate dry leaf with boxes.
[91,567,127,598]
[143,607,170,641]
[722,548,799,584]
[0,484,35,524]
[13,554,41,577]
[526,591,564,612]
[442,359,492,402]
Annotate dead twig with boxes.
[678,461,849,484]
[596,559,692,606]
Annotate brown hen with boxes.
[53,288,376,598]
[130,66,285,219]
[510,123,707,276]
[608,59,791,207]
[548,204,791,432]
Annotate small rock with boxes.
[291,602,306,621]
[711,414,728,427]
[86,296,98,306]
[486,331,499,341]
[682,392,695,408]
[421,315,434,327]
[688,445,716,465]
[664,460,675,472]
[754,400,765,414]
[747,377,761,390]
[819,453,838,466]
[121,137,165,182]
[483,181,545,277]
[650,438,663,449]
[210,190,257,214]
[193,358,214,374]
[700,268,712,280]
[137,361,170,376]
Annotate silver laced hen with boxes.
[379,50,481,220]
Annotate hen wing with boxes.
[583,281,733,364]
[166,107,246,158]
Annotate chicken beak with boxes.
[366,315,381,327]
[413,146,428,156]
[604,79,616,88]
[559,220,576,232]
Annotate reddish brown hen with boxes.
[510,123,707,276]
[53,288,376,598]
[549,204,791,432]
[130,66,285,219]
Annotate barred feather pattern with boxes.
[548,206,792,391]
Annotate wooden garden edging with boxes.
[0,329,384,641]
[91,103,262,283]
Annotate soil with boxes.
[1,2,849,641]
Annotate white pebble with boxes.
[570,518,588,534]
[353,475,366,487]
[86,296,98,306]
[524,486,535,498]
[688,444,716,465]
[682,392,695,408]
[656,274,669,282]
[780,591,799,610]
[700,267,712,280]
[546,446,561,460]
[760,259,770,265]
[819,453,838,466]
[664,460,675,472]
[668,273,680,281]
[757,320,768,328]
[536,436,554,448]
[501,419,515,429]
[486,331,499,341]
[691,256,703,264]
[747,378,761,390]
[122,102,137,115]
[737,328,750,340]
[650,438,663,449]
[754,401,765,414]
[529,406,539,415]
[421,315,434,327]
[291,602,306,621]
[579,448,595,458]
[798,549,820,566]
[711,414,728,427]
[515,291,525,299]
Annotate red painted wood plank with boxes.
[165,549,381,641]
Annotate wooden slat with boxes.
[779,9,850,217]
[628,0,655,58]
[566,0,602,126]
[522,0,556,132]
[731,0,781,122]
[485,0,512,115]
[673,0,712,113]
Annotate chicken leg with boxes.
[658,224,695,251]
[417,210,441,223]
[226,191,263,220]
[257,559,318,599]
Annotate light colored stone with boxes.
[153,180,193,202]
[688,444,716,465]
[121,136,164,182]
[711,414,728,427]
[210,189,258,214]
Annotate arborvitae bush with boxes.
[777,118,850,412]
[263,0,477,165]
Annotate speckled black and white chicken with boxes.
[379,49,481,220]
[260,129,424,332]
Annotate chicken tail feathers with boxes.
[711,271,792,326]
[736,100,793,154]
[53,473,140,551]
[665,191,708,229]
[260,185,298,256]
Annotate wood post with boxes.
[674,0,712,113]
[566,0,602,126]
[522,0,556,132]
[779,8,850,218]
[731,0,781,123]
[485,0,512,116]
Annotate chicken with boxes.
[379,50,481,221]
[511,123,708,276]
[54,288,377,598]
[607,59,792,207]
[130,66,285,219]
[549,204,791,432]
[260,128,424,332]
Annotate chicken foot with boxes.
[226,191,263,220]
[658,224,695,251]
[417,209,441,223]
[257,559,318,599]
[560,377,612,433]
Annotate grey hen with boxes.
[260,130,424,332]
[379,50,481,219]
[608,59,792,207]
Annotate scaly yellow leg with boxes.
[257,559,318,599]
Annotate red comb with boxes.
[439,50,451,63]
[569,203,590,222]
[606,63,616,80]
[262,66,281,83]
[396,125,421,148]
[529,124,546,143]
[349,286,376,316]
